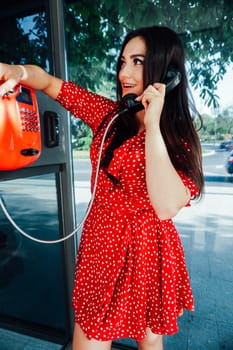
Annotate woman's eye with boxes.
[134,58,144,65]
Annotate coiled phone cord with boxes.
[0,107,128,244]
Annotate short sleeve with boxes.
[56,80,116,133]
[177,170,199,206]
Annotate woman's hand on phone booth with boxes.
[0,63,26,97]
[0,63,63,100]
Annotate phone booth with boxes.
[0,83,41,170]
[0,0,76,348]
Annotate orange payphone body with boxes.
[0,82,41,170]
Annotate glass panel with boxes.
[0,6,49,68]
[0,173,67,340]
[0,2,70,346]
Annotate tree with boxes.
[198,106,233,142]
[1,1,232,106]
[71,118,93,150]
[65,0,233,107]
[1,1,232,149]
[0,12,48,68]
[218,106,233,136]
[64,0,232,149]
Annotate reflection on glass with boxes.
[0,11,49,68]
[0,174,66,336]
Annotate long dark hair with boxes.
[100,25,204,196]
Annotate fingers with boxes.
[146,83,166,97]
[136,83,166,101]
[136,83,165,109]
[140,83,166,128]
[0,63,24,97]
[0,78,18,97]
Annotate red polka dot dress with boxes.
[56,81,199,341]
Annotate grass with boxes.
[72,150,90,159]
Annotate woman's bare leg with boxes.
[72,323,112,350]
[137,328,163,350]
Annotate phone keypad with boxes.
[20,108,40,132]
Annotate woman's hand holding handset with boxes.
[138,83,190,219]
[136,83,166,129]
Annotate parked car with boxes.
[226,151,233,174]
[220,140,233,151]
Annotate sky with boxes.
[193,64,233,114]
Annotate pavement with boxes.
[163,181,233,350]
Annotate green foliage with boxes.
[0,12,48,67]
[64,0,233,149]
[71,118,93,150]
[198,106,233,142]
[1,1,232,150]
[65,0,233,106]
[65,1,124,91]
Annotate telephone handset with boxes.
[120,68,181,113]
[0,81,41,170]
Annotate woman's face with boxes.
[118,36,146,97]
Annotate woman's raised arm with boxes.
[0,63,62,100]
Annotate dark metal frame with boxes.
[0,0,76,346]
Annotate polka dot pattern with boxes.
[56,81,199,341]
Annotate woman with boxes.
[0,26,204,350]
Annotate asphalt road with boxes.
[73,144,232,181]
